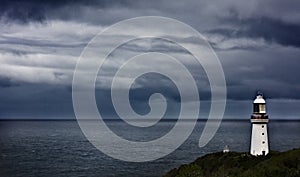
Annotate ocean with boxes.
[0,120,299,177]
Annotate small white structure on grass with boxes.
[223,145,230,153]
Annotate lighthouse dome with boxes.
[253,95,266,104]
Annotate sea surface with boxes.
[0,120,299,177]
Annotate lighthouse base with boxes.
[250,123,269,156]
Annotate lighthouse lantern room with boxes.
[250,92,269,156]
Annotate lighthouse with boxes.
[250,92,269,156]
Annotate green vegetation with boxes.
[164,148,300,177]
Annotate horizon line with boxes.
[0,118,299,121]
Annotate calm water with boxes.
[0,120,299,177]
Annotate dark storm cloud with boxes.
[219,45,300,101]
[0,0,133,23]
[0,48,30,55]
[2,0,299,48]
[0,0,46,23]
[208,16,300,48]
[0,35,87,48]
[0,0,300,119]
[0,76,19,88]
[0,83,73,118]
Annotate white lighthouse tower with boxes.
[250,92,269,156]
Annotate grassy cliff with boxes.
[164,148,300,177]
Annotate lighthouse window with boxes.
[262,133,264,135]
[262,125,264,128]
[253,104,259,113]
[262,141,265,144]
[259,104,266,113]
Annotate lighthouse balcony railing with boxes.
[251,114,268,119]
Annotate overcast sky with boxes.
[0,0,299,119]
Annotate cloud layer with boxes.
[0,0,299,119]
